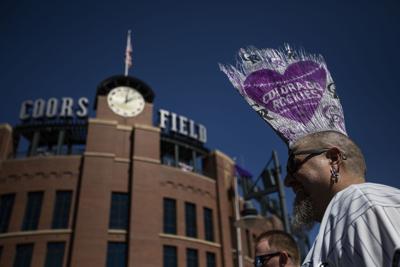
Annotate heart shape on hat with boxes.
[243,60,327,123]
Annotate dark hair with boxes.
[296,131,366,178]
[255,230,300,265]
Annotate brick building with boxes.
[0,75,282,267]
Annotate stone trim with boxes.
[212,150,235,165]
[159,233,221,248]
[114,157,131,163]
[108,230,128,234]
[116,125,133,131]
[0,229,72,239]
[134,124,161,133]
[133,156,160,164]
[89,118,118,126]
[0,124,12,131]
[84,152,115,158]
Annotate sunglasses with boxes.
[286,148,331,176]
[254,252,284,267]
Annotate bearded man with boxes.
[220,45,400,267]
[285,130,400,267]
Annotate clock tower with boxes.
[94,75,155,125]
[70,75,160,266]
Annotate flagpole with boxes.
[124,30,132,76]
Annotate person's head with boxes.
[284,130,366,228]
[254,230,300,267]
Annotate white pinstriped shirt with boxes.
[302,183,400,267]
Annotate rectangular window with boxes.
[229,217,237,249]
[194,153,205,174]
[44,242,65,267]
[163,198,177,234]
[178,146,194,172]
[109,193,129,230]
[106,242,126,267]
[163,245,177,267]
[204,207,214,241]
[22,192,43,231]
[52,191,72,229]
[186,248,198,267]
[246,229,252,257]
[206,252,216,267]
[161,141,176,167]
[0,193,15,233]
[185,202,197,238]
[13,243,33,267]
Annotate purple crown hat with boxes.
[219,45,347,147]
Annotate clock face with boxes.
[107,86,145,117]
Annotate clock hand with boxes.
[126,96,139,103]
[125,88,129,103]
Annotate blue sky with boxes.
[1,0,399,241]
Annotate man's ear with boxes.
[326,147,342,165]
[279,251,289,267]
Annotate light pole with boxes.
[242,150,291,233]
[233,173,244,267]
[272,150,290,234]
[234,150,314,261]
[233,150,292,266]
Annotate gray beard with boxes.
[292,193,315,232]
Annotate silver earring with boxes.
[330,168,339,183]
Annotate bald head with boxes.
[293,131,366,180]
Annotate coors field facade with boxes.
[0,75,283,267]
